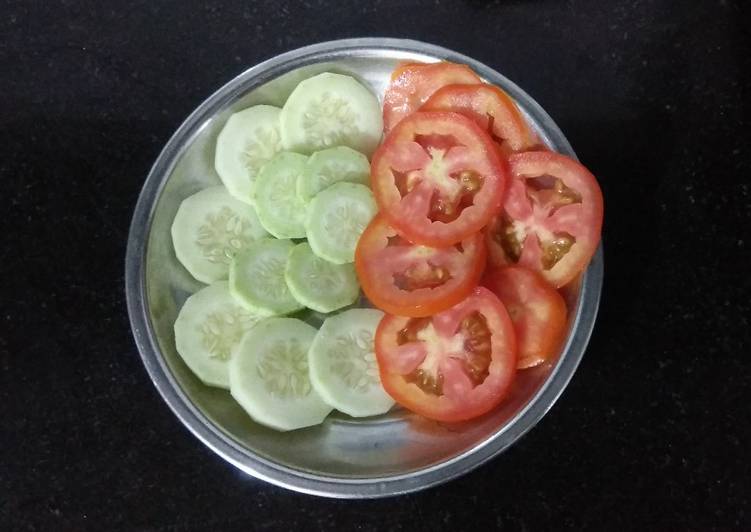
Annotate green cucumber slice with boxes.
[280,72,382,156]
[229,239,303,316]
[297,146,370,203]
[251,152,308,239]
[308,309,393,417]
[305,182,377,264]
[214,105,283,203]
[230,317,333,431]
[171,186,269,284]
[174,281,264,389]
[284,242,360,313]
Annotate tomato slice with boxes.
[371,111,507,247]
[483,266,567,369]
[375,287,517,422]
[355,215,487,317]
[421,83,537,153]
[383,61,482,133]
[486,151,603,287]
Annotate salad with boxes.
[170,61,603,431]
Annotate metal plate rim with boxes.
[125,37,603,498]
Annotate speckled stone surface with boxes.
[1,0,749,530]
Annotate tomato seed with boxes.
[540,232,576,270]
[405,368,444,396]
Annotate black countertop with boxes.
[2,1,749,530]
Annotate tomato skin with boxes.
[383,62,482,133]
[371,111,507,247]
[375,287,518,422]
[487,151,603,288]
[388,61,426,81]
[483,266,568,369]
[355,216,487,317]
[421,83,536,152]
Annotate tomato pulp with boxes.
[483,266,567,369]
[486,151,603,287]
[383,61,482,133]
[422,83,537,153]
[356,215,486,317]
[371,111,507,247]
[375,287,517,422]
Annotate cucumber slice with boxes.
[252,152,308,239]
[230,317,333,431]
[174,281,264,389]
[280,72,383,156]
[214,105,283,203]
[229,239,303,316]
[305,182,377,264]
[171,186,269,284]
[284,242,360,313]
[308,309,394,417]
[297,146,370,203]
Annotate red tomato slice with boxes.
[355,215,487,317]
[383,61,482,133]
[375,287,517,422]
[483,266,568,369]
[421,83,537,153]
[371,111,507,247]
[486,151,603,287]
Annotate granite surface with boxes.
[1,0,749,530]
